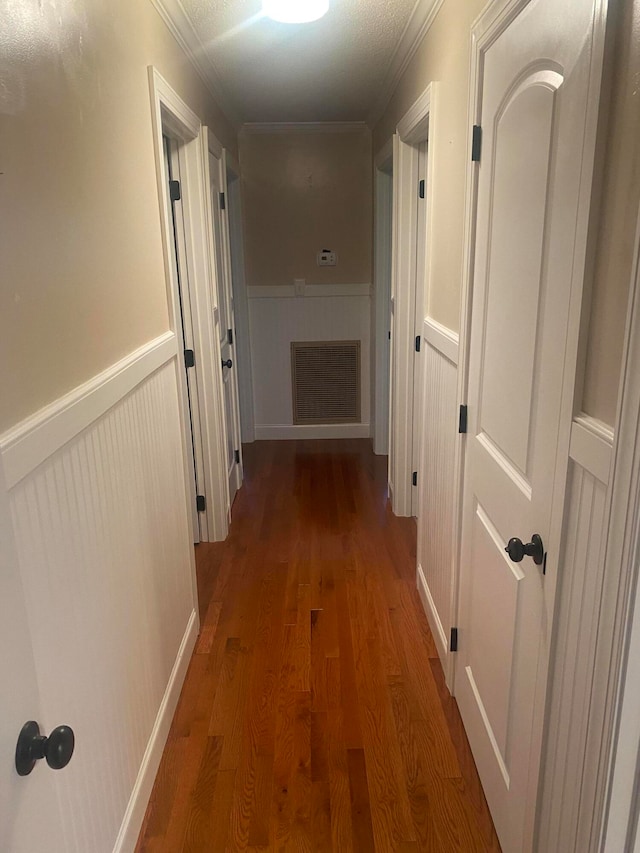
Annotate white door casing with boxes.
[0,461,67,852]
[455,0,607,851]
[149,68,229,544]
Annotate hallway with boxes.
[136,440,500,852]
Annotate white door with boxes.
[0,463,67,852]
[456,0,602,850]
[412,141,428,516]
[206,140,243,507]
[164,134,207,542]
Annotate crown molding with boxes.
[240,121,370,135]
[148,0,240,128]
[367,0,445,128]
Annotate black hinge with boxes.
[196,494,206,512]
[450,627,458,652]
[459,404,468,434]
[228,328,233,345]
[234,449,240,464]
[184,349,195,368]
[388,330,391,340]
[412,471,418,487]
[418,179,425,199]
[471,125,482,162]
[169,179,181,202]
[219,191,226,210]
[415,335,421,353]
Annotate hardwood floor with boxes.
[136,440,501,852]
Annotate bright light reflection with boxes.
[262,0,329,24]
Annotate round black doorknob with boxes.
[15,721,75,776]
[222,358,233,369]
[505,533,545,565]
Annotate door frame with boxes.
[148,67,229,543]
[389,82,437,516]
[594,202,640,852]
[225,153,255,444]
[453,0,609,846]
[373,139,393,456]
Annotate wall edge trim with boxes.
[570,414,615,484]
[112,609,198,853]
[423,317,459,366]
[0,332,178,489]
[247,283,372,299]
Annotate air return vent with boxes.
[291,340,361,425]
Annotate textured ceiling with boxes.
[180,0,422,122]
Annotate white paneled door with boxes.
[456,0,604,850]
[0,463,66,852]
[206,137,243,509]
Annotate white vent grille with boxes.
[291,340,361,425]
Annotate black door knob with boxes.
[15,721,75,776]
[505,533,544,565]
[221,358,233,369]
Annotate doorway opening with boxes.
[373,143,393,457]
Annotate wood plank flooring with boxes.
[136,440,501,852]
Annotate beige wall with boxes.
[373,0,640,426]
[239,130,372,286]
[581,0,640,424]
[0,0,236,432]
[373,0,485,332]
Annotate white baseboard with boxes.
[416,562,449,663]
[254,423,370,440]
[113,609,198,853]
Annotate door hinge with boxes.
[450,627,458,652]
[412,471,418,487]
[228,328,234,345]
[415,335,421,353]
[458,404,468,434]
[471,125,482,162]
[235,449,240,464]
[219,191,226,210]
[388,330,391,340]
[184,349,195,368]
[196,494,206,512]
[418,179,425,199]
[169,179,181,202]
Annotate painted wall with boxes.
[0,0,236,432]
[239,129,372,287]
[581,0,640,424]
[372,0,640,427]
[372,0,485,332]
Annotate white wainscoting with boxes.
[0,334,198,853]
[537,414,614,853]
[248,285,371,440]
[416,317,459,672]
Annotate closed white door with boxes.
[0,463,67,852]
[207,142,243,507]
[456,0,602,850]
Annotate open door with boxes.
[456,0,606,850]
[203,131,243,509]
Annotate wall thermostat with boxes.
[317,249,337,267]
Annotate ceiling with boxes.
[169,0,440,124]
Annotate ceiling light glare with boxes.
[262,0,329,24]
